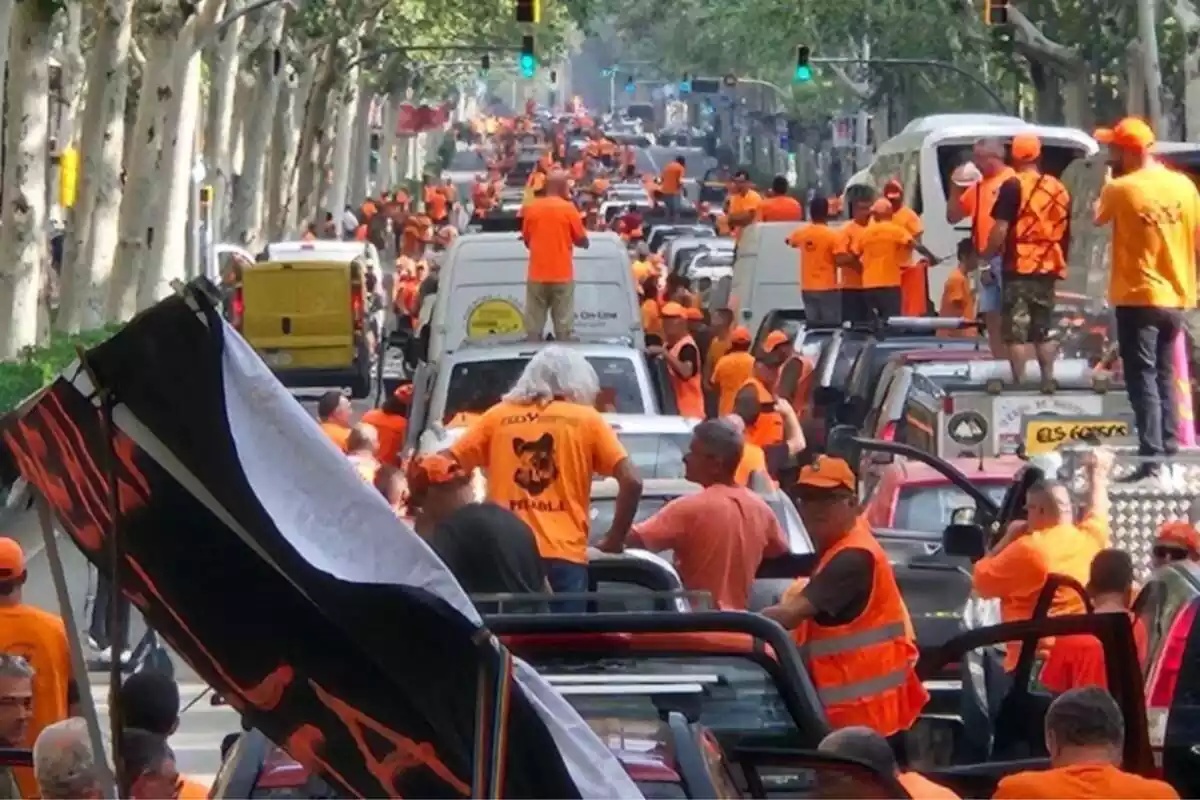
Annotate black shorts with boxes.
[1001,275,1056,344]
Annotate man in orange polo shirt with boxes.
[948,138,1015,356]
[971,447,1114,671]
[834,191,875,323]
[659,156,686,221]
[1095,117,1200,483]
[856,199,915,321]
[317,390,352,452]
[882,179,938,316]
[786,196,841,325]
[726,170,763,241]
[757,176,805,222]
[521,169,589,341]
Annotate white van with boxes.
[264,240,382,270]
[426,231,643,362]
[844,114,1097,303]
[723,221,806,340]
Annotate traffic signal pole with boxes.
[809,56,1010,113]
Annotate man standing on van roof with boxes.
[521,169,590,341]
[756,176,805,222]
[981,133,1071,392]
[1094,117,1200,484]
[882,179,938,317]
[726,170,763,241]
[788,196,842,326]
[947,138,1015,358]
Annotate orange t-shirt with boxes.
[937,268,976,336]
[359,408,407,467]
[521,196,586,284]
[178,779,211,799]
[757,195,804,222]
[450,400,628,564]
[632,484,788,609]
[993,763,1178,799]
[787,223,840,292]
[1040,612,1148,694]
[319,421,350,452]
[858,221,913,288]
[660,162,685,195]
[957,167,1016,250]
[711,351,756,416]
[0,605,71,797]
[1098,165,1200,309]
[734,442,770,487]
[898,771,961,800]
[728,190,763,240]
[641,299,664,338]
[835,221,870,289]
[426,188,449,221]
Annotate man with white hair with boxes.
[447,346,642,610]
[33,718,106,799]
[520,168,590,342]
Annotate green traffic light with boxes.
[794,65,813,83]
[519,53,536,78]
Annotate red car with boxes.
[863,456,1024,534]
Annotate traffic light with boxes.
[515,0,540,24]
[480,53,490,76]
[519,34,536,78]
[794,45,813,83]
[680,73,692,94]
[984,0,1009,25]
[624,75,635,93]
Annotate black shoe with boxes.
[1117,463,1162,484]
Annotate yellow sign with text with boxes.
[1022,415,1133,455]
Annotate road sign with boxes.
[947,411,989,447]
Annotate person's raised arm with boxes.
[592,417,643,552]
[776,398,807,456]
[569,207,590,249]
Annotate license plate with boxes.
[263,351,293,367]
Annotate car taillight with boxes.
[880,421,896,442]
[231,287,244,330]
[351,283,364,330]
[942,396,954,414]
[1146,598,1199,752]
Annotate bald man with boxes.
[819,727,961,799]
[521,168,590,340]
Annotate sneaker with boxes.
[93,646,132,665]
[86,635,105,652]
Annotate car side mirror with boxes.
[942,522,987,562]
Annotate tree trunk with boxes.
[56,0,134,332]
[1126,39,1149,118]
[378,93,398,191]
[291,44,334,228]
[0,0,53,358]
[324,60,361,220]
[1138,0,1166,133]
[57,1,87,147]
[230,72,255,189]
[109,38,170,320]
[267,67,298,238]
[203,0,242,246]
[228,0,285,247]
[348,86,373,203]
[1170,0,1200,139]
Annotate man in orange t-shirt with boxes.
[834,192,875,323]
[993,687,1178,799]
[856,199,914,321]
[520,170,589,341]
[786,196,841,325]
[972,448,1114,671]
[937,239,978,338]
[948,137,1015,356]
[1040,549,1147,695]
[448,346,644,611]
[659,156,686,220]
[710,327,755,416]
[757,176,805,222]
[726,170,763,240]
[1095,117,1200,483]
[316,390,353,452]
[0,539,78,798]
[882,179,937,316]
[630,420,788,610]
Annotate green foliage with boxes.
[0,326,121,413]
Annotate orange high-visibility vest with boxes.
[1012,170,1070,278]
[792,518,929,736]
[739,376,784,447]
[669,334,705,419]
[778,355,815,418]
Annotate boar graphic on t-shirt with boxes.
[512,433,558,495]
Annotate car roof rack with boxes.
[935,358,1120,393]
[472,590,713,614]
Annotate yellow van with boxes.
[232,255,372,397]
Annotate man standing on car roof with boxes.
[787,196,842,326]
[649,302,705,420]
[733,331,790,447]
[971,448,1114,672]
[834,190,875,324]
[726,170,763,241]
[882,179,938,317]
[659,156,686,222]
[981,133,1071,392]
[762,457,928,741]
[521,169,590,342]
[629,420,789,610]
[756,176,805,222]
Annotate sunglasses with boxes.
[1153,545,1190,561]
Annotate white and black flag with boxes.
[1,288,642,799]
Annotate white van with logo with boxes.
[844,114,1097,307]
[426,231,643,363]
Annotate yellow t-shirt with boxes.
[711,351,756,417]
[1098,165,1200,308]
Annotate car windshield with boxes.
[443,357,646,420]
[893,483,1010,533]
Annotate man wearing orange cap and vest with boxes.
[649,302,705,419]
[982,132,1071,391]
[710,326,756,416]
[1095,117,1200,483]
[733,331,790,447]
[763,457,928,740]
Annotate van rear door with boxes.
[241,260,354,368]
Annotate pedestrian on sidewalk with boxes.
[520,169,590,341]
[1094,118,1200,483]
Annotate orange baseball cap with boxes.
[1094,118,1155,152]
[684,307,704,321]
[406,453,470,503]
[660,301,686,318]
[795,456,857,492]
[1011,133,1042,161]
[731,326,752,345]
[762,330,791,353]
[0,538,25,580]
[882,179,903,198]
[1156,520,1200,553]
